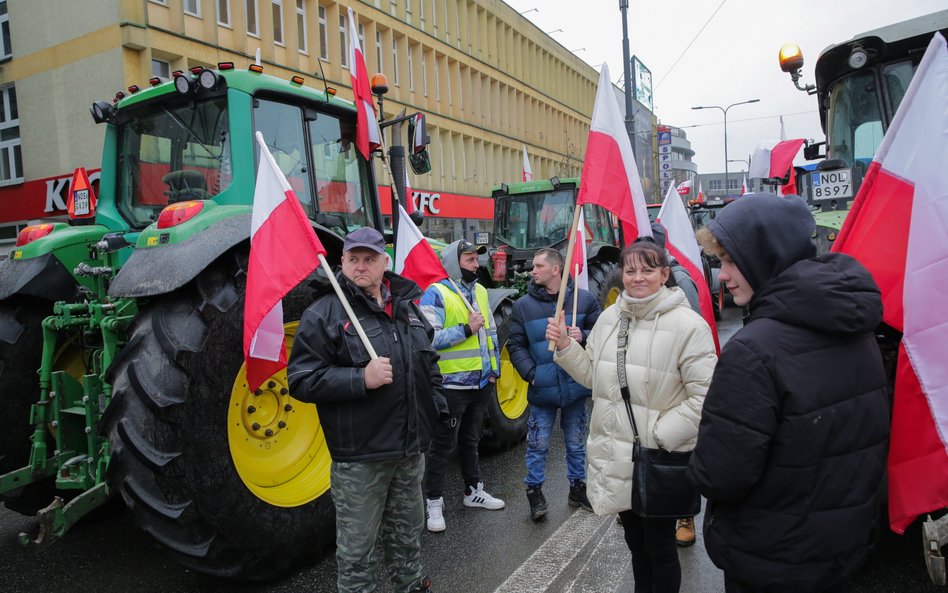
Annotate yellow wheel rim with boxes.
[496,344,529,420]
[604,286,622,308]
[228,322,331,507]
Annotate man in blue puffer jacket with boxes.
[507,248,601,520]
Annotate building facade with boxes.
[0,0,662,247]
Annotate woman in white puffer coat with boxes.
[547,240,717,593]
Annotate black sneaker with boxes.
[526,486,548,521]
[568,480,593,512]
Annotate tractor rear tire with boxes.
[0,298,56,516]
[105,249,334,580]
[585,260,619,308]
[597,266,625,310]
[481,298,529,451]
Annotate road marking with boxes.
[491,510,612,593]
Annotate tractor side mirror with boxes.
[407,113,432,175]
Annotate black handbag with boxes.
[616,316,701,519]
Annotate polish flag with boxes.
[576,64,652,241]
[522,144,534,182]
[740,175,748,196]
[696,181,706,203]
[749,138,805,196]
[676,179,692,196]
[657,183,720,353]
[403,169,416,215]
[244,132,326,391]
[394,203,448,289]
[348,7,382,160]
[832,33,948,534]
[570,208,589,291]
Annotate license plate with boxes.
[73,189,89,215]
[811,169,852,200]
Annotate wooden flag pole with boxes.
[548,206,583,351]
[572,263,580,326]
[318,253,379,360]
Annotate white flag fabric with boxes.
[522,144,534,182]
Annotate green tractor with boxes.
[0,63,430,579]
[778,10,948,253]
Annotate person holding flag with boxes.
[688,193,889,593]
[506,247,601,521]
[287,227,447,593]
[419,240,505,533]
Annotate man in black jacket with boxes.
[507,248,600,520]
[689,194,890,593]
[287,227,448,593]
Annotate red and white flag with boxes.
[394,203,448,288]
[657,183,720,353]
[676,179,692,196]
[522,144,534,182]
[403,170,416,215]
[348,7,382,160]
[696,181,706,203]
[749,137,805,196]
[740,175,748,196]
[570,208,589,291]
[833,32,948,534]
[576,64,652,241]
[244,132,326,391]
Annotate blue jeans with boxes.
[524,399,588,488]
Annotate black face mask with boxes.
[461,268,479,283]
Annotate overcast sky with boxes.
[502,0,945,176]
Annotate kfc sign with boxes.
[411,191,441,215]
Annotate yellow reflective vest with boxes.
[431,283,498,376]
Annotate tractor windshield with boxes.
[117,96,231,228]
[495,189,576,249]
[254,98,376,234]
[825,59,915,190]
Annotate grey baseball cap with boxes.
[343,227,386,254]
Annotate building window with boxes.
[407,45,414,91]
[246,0,259,36]
[390,0,397,17]
[184,0,200,16]
[338,14,348,67]
[296,0,306,54]
[0,1,9,59]
[272,0,284,45]
[0,85,22,185]
[421,51,427,96]
[151,58,171,79]
[405,0,412,25]
[419,0,424,30]
[392,37,399,85]
[434,55,440,100]
[726,177,740,190]
[359,23,365,55]
[217,0,231,25]
[375,31,383,73]
[431,0,437,35]
[709,180,722,191]
[318,4,328,59]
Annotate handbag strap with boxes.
[616,316,640,442]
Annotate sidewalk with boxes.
[494,504,724,593]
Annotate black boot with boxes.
[526,486,548,521]
[568,480,592,512]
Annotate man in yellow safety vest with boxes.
[419,240,504,533]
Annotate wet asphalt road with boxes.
[0,306,944,592]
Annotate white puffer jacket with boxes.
[554,286,717,516]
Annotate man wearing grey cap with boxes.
[419,239,505,533]
[288,227,447,593]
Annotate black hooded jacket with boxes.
[287,268,449,462]
[689,194,890,593]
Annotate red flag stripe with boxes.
[667,243,720,354]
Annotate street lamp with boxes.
[545,28,563,34]
[692,99,760,196]
[518,8,538,15]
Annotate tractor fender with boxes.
[486,287,518,313]
[586,242,620,264]
[0,253,77,302]
[709,267,722,293]
[109,214,252,298]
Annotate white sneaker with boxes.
[463,482,505,510]
[426,497,446,532]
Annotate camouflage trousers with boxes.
[331,454,426,593]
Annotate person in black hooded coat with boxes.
[688,193,890,593]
